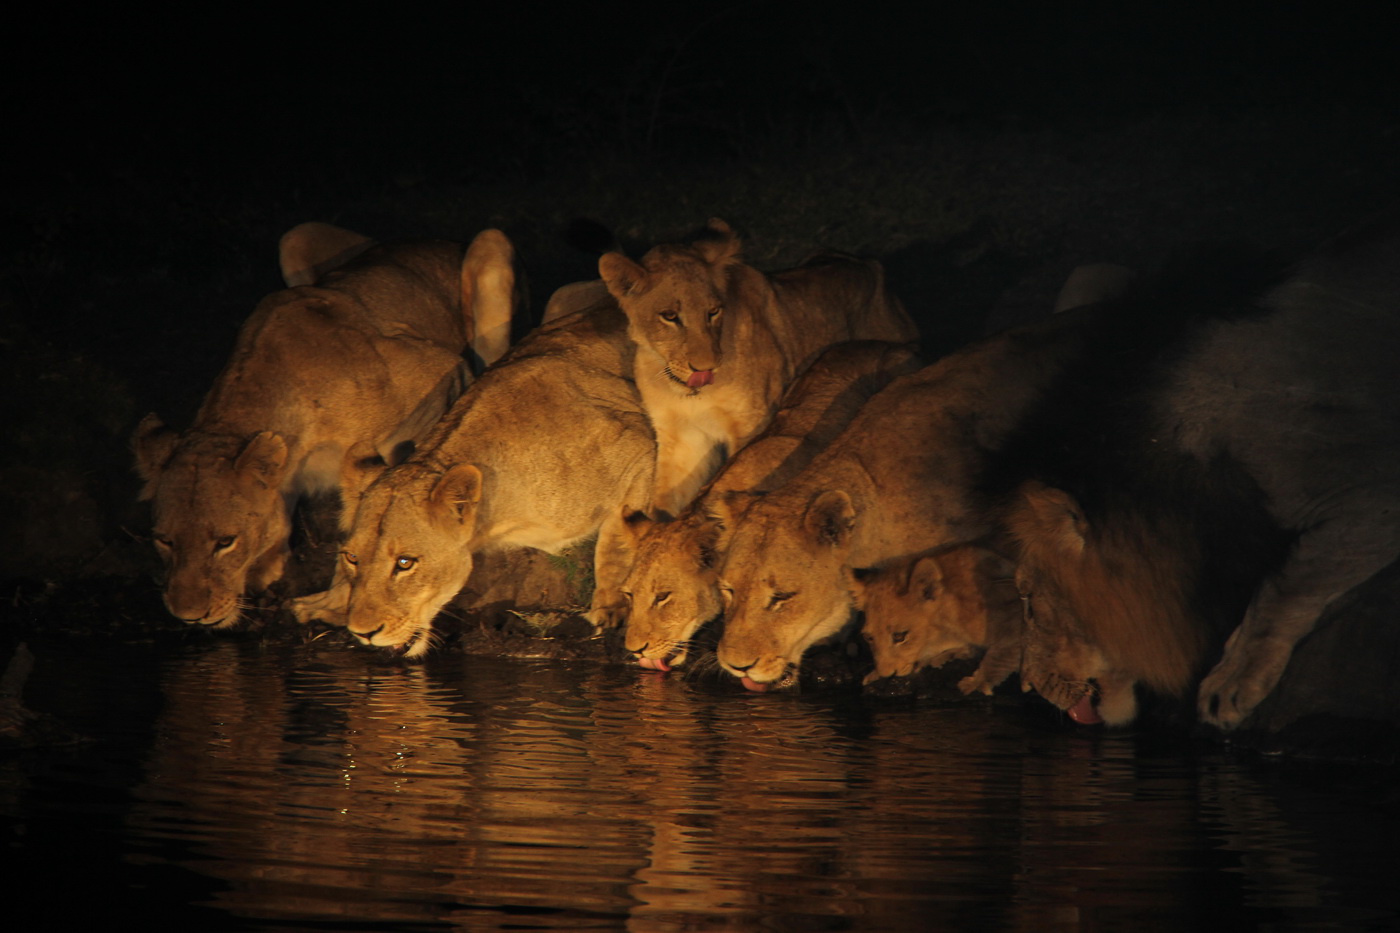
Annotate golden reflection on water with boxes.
[117,640,1394,931]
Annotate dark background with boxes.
[3,0,1399,583]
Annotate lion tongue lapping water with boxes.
[1067,694,1103,725]
[686,370,714,388]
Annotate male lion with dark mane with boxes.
[132,224,519,627]
[599,219,918,520]
[1000,216,1400,729]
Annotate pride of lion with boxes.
[136,215,1400,736]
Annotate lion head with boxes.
[598,218,745,392]
[336,462,483,657]
[132,419,291,626]
[856,546,1016,685]
[1008,481,1207,726]
[714,489,860,691]
[618,498,750,671]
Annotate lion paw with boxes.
[958,671,995,696]
[288,590,348,628]
[586,589,630,633]
[1197,639,1290,730]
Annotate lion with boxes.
[854,544,1021,694]
[131,224,519,627]
[598,219,919,519]
[711,306,1100,692]
[290,295,657,656]
[1005,483,1212,725]
[614,340,924,669]
[1000,217,1400,730]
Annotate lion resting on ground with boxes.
[1002,218,1400,729]
[614,340,923,668]
[291,296,656,656]
[598,219,919,520]
[131,224,519,627]
[855,544,1021,693]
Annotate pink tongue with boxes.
[687,370,714,388]
[740,676,770,693]
[1068,694,1103,725]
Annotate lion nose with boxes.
[728,657,759,673]
[353,623,384,642]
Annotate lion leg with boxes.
[247,540,290,594]
[588,478,655,633]
[958,640,1021,697]
[649,422,730,521]
[288,571,351,627]
[1198,509,1400,729]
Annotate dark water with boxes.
[3,635,1396,932]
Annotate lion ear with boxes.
[1017,481,1088,557]
[803,490,856,549]
[907,554,946,600]
[429,464,483,529]
[849,566,877,608]
[131,413,179,496]
[696,218,742,266]
[278,222,374,287]
[234,431,289,490]
[618,505,654,548]
[461,228,519,371]
[599,252,648,300]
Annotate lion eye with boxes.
[767,590,795,610]
[214,535,236,551]
[152,535,172,551]
[621,590,634,604]
[652,591,671,607]
[707,307,722,320]
[719,584,734,606]
[891,630,909,645]
[660,310,679,323]
[342,551,359,566]
[394,556,417,572]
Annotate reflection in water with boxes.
[7,637,1394,931]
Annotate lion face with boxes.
[715,490,859,691]
[600,220,743,392]
[858,553,983,682]
[138,428,291,627]
[1015,557,1138,726]
[338,464,482,657]
[621,512,724,670]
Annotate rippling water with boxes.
[4,635,1396,931]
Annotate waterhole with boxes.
[3,635,1395,931]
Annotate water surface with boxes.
[4,635,1395,931]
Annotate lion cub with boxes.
[614,340,923,666]
[132,224,519,627]
[599,219,918,519]
[856,545,1022,694]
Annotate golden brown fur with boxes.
[132,225,518,627]
[290,299,657,656]
[712,309,1097,691]
[855,545,1021,694]
[599,219,918,519]
[615,341,924,668]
